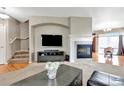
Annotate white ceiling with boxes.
[1,7,124,31]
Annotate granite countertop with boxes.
[0,62,124,86]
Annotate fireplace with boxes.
[77,44,92,58]
[69,36,92,62]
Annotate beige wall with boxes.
[70,17,92,36]
[20,22,29,39]
[20,22,29,50]
[30,16,69,27]
[7,18,20,60]
[8,18,20,41]
[10,39,20,55]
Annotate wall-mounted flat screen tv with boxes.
[41,35,62,46]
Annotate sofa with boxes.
[87,71,124,86]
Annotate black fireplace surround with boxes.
[77,44,92,58]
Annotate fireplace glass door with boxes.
[77,44,92,58]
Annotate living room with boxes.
[1,7,124,87]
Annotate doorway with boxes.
[0,24,6,64]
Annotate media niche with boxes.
[41,35,62,46]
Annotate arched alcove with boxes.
[31,23,70,62]
[33,23,69,29]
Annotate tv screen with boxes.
[42,35,62,46]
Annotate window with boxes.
[98,35,119,54]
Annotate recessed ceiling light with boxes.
[0,13,9,19]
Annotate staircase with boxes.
[9,50,29,64]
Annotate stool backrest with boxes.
[104,47,113,53]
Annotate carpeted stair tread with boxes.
[9,50,29,64]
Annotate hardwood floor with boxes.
[0,63,29,74]
[92,53,124,67]
[0,53,124,74]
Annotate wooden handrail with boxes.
[20,36,29,40]
[9,37,18,44]
[9,36,29,44]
